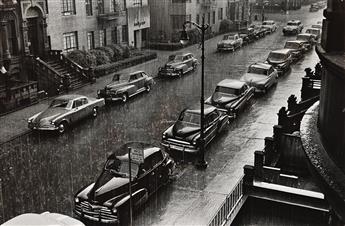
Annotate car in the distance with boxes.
[296,33,316,48]
[97,71,154,103]
[284,40,307,60]
[2,212,85,226]
[239,27,256,45]
[305,28,321,40]
[74,142,176,225]
[161,105,229,153]
[241,62,278,93]
[158,53,198,77]
[266,49,292,75]
[217,33,243,51]
[205,79,255,118]
[309,3,319,12]
[28,94,105,134]
[283,20,303,35]
[261,20,278,33]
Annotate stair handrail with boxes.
[48,50,95,83]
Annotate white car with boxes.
[2,212,85,226]
[306,28,321,40]
[217,33,243,51]
[261,20,278,33]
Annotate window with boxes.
[207,12,210,24]
[218,8,223,20]
[98,0,104,14]
[73,99,83,108]
[196,14,200,24]
[63,32,78,52]
[212,11,215,24]
[122,25,128,42]
[86,0,93,16]
[99,29,106,46]
[111,27,118,44]
[133,0,142,6]
[87,31,94,50]
[171,15,191,30]
[110,0,119,12]
[62,0,75,15]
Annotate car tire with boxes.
[121,93,128,103]
[92,107,98,118]
[178,70,183,78]
[145,84,151,92]
[58,122,68,134]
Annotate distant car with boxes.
[266,49,292,75]
[296,33,316,49]
[97,71,154,102]
[205,79,255,118]
[74,142,176,224]
[309,3,319,12]
[284,40,307,60]
[250,24,266,39]
[217,33,243,51]
[283,20,303,35]
[241,62,278,93]
[28,94,105,134]
[161,106,229,153]
[311,23,322,30]
[158,53,198,77]
[2,212,85,226]
[239,28,256,45]
[305,28,321,40]
[261,20,278,33]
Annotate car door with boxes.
[182,55,191,72]
[204,111,219,144]
[80,97,91,118]
[141,155,158,194]
[71,98,84,122]
[136,72,145,90]
[129,74,139,95]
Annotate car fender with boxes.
[116,85,136,94]
[114,188,148,209]
[174,64,187,72]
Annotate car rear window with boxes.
[248,66,268,75]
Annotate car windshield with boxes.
[215,86,239,95]
[248,66,268,75]
[287,22,298,26]
[112,74,130,83]
[284,42,300,49]
[49,99,72,108]
[105,158,139,178]
[268,52,286,61]
[170,55,183,61]
[297,35,309,41]
[179,112,200,125]
[223,35,235,40]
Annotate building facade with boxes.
[148,0,249,43]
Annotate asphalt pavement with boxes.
[0,6,324,225]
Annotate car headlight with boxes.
[162,133,166,139]
[50,121,55,125]
[75,197,80,203]
[192,141,197,145]
[97,90,100,95]
[112,207,117,214]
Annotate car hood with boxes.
[172,121,200,139]
[88,171,129,203]
[267,59,286,64]
[165,61,182,68]
[105,82,128,90]
[212,94,239,105]
[34,108,68,123]
[284,25,297,30]
[242,73,268,84]
[218,40,236,45]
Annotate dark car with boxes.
[283,20,303,35]
[250,25,266,39]
[266,49,292,75]
[284,40,306,60]
[261,20,278,33]
[205,79,255,118]
[158,53,198,77]
[27,94,105,134]
[239,28,256,45]
[97,71,154,103]
[74,142,175,224]
[161,106,229,153]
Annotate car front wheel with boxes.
[58,122,68,134]
[145,84,151,92]
[121,93,128,103]
[178,70,183,78]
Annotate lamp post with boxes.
[180,17,209,169]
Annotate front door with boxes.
[27,17,44,56]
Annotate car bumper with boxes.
[161,139,198,153]
[28,123,58,131]
[98,93,122,102]
[74,202,118,224]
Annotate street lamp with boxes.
[180,17,209,169]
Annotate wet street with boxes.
[0,6,323,225]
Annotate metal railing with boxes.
[208,176,244,226]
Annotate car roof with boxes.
[217,79,246,89]
[298,33,313,36]
[110,142,161,161]
[250,62,272,70]
[263,20,275,23]
[2,213,85,226]
[286,40,304,44]
[288,20,301,23]
[185,104,217,116]
[55,94,85,101]
[270,49,291,54]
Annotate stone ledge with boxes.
[300,101,345,222]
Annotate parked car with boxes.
[283,20,303,35]
[241,62,278,93]
[97,71,154,102]
[284,40,307,60]
[28,94,105,134]
[266,49,292,75]
[205,79,255,118]
[217,33,243,51]
[239,28,256,45]
[2,212,85,226]
[311,22,322,30]
[74,142,176,224]
[305,28,321,40]
[161,105,229,153]
[309,3,319,12]
[158,53,198,77]
[296,33,316,49]
[261,20,278,33]
[250,24,266,39]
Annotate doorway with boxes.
[27,17,44,56]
